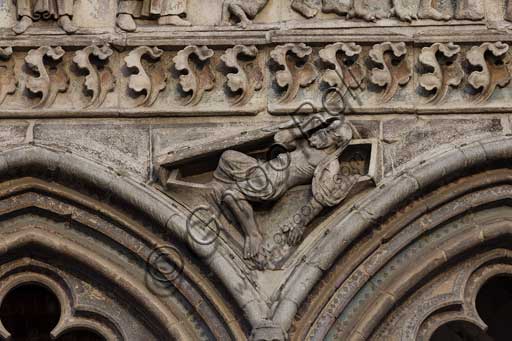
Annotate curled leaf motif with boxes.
[0,47,16,105]
[173,46,215,106]
[467,42,511,104]
[125,46,167,107]
[319,42,366,95]
[369,42,412,103]
[25,46,69,108]
[73,45,115,109]
[270,43,319,104]
[221,45,263,106]
[419,43,463,104]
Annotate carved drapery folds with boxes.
[125,46,167,107]
[0,47,16,106]
[221,45,263,106]
[73,45,115,109]
[369,42,412,103]
[467,42,511,104]
[25,46,69,108]
[173,45,215,106]
[270,43,318,104]
[418,42,463,104]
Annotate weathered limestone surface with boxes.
[1,0,512,340]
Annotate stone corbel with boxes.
[467,42,511,104]
[0,47,17,106]
[125,46,167,108]
[25,46,69,108]
[73,45,116,109]
[270,43,318,104]
[369,42,412,103]
[173,46,215,106]
[419,43,463,104]
[221,45,263,106]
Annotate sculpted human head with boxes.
[309,120,353,150]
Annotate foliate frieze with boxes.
[0,42,512,115]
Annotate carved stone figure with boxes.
[292,0,352,19]
[209,116,356,260]
[13,0,78,34]
[117,0,190,32]
[507,0,512,21]
[221,0,270,28]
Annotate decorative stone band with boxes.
[0,41,511,117]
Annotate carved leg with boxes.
[58,15,78,33]
[13,16,33,35]
[506,0,512,21]
[228,4,252,28]
[291,0,319,18]
[418,0,451,20]
[222,1,232,25]
[391,0,416,22]
[223,190,262,259]
[158,15,192,26]
[117,13,136,31]
[455,0,484,20]
[349,0,377,22]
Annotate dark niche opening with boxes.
[0,284,105,341]
[476,276,512,341]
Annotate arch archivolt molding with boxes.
[0,146,250,340]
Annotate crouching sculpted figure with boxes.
[221,0,270,28]
[209,116,357,261]
[13,0,78,34]
[117,0,190,32]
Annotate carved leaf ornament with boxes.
[0,47,16,105]
[319,42,366,95]
[125,46,167,107]
[221,45,263,106]
[270,43,319,103]
[419,42,463,104]
[369,42,412,103]
[25,46,69,108]
[173,45,215,106]
[73,45,115,109]
[467,42,511,104]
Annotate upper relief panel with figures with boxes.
[0,0,512,118]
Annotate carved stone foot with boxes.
[244,233,262,260]
[158,15,192,26]
[291,0,319,18]
[455,10,484,21]
[117,13,137,32]
[12,16,33,35]
[418,7,451,21]
[58,16,78,33]
[238,19,251,29]
[392,7,416,22]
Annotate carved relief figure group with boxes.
[292,0,486,21]
[10,0,512,34]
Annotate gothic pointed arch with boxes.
[0,144,250,340]
[282,134,512,340]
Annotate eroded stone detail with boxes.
[173,45,215,106]
[221,0,270,28]
[467,42,511,104]
[117,0,191,31]
[13,0,78,34]
[221,45,263,106]
[271,43,318,104]
[25,46,69,108]
[73,45,115,109]
[125,46,167,107]
[0,47,16,106]
[419,42,463,104]
[369,42,411,103]
[319,42,366,96]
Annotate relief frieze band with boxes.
[0,41,511,116]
